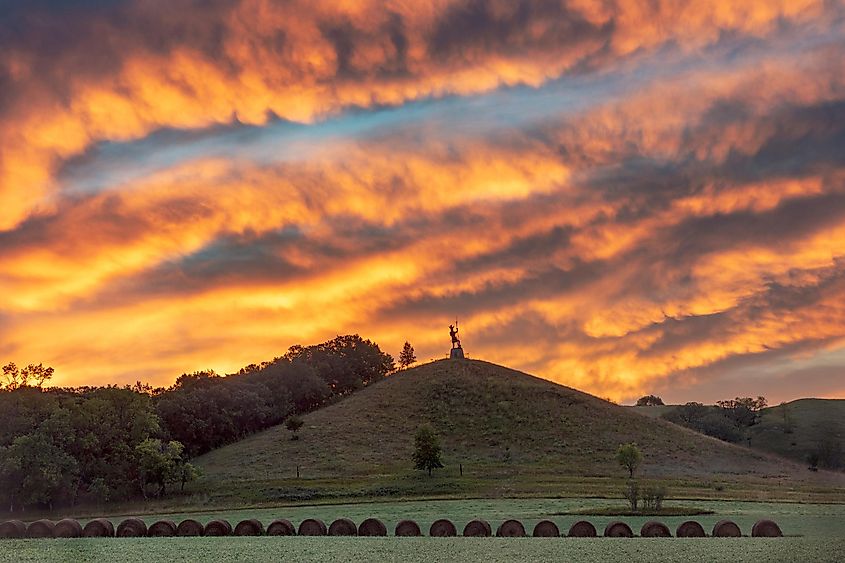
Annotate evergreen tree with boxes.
[399,341,416,369]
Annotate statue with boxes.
[449,321,464,359]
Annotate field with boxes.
[3,537,844,563]
[2,498,844,562]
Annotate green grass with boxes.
[3,538,844,563]
[559,506,715,516]
[189,360,845,509]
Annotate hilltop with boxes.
[194,360,844,505]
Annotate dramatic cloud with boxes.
[1,0,844,402]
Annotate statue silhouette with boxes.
[449,323,461,349]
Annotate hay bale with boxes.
[532,520,560,537]
[267,519,295,536]
[567,520,597,537]
[235,519,265,536]
[358,518,387,537]
[752,519,783,538]
[429,519,457,537]
[83,519,114,538]
[712,519,741,537]
[147,520,177,537]
[0,520,27,539]
[496,519,526,537]
[116,518,147,538]
[298,518,327,536]
[462,519,491,537]
[27,520,56,539]
[328,518,357,536]
[603,521,633,538]
[54,519,83,538]
[640,521,671,537]
[394,520,422,537]
[203,519,233,536]
[676,520,705,538]
[175,519,204,536]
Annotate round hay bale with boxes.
[54,519,83,538]
[395,519,421,537]
[27,520,55,539]
[603,521,633,538]
[752,519,783,538]
[462,519,491,537]
[640,521,671,537]
[235,519,264,536]
[203,519,232,537]
[298,518,327,536]
[175,519,203,537]
[712,519,741,537]
[676,520,705,538]
[496,519,526,537]
[0,520,27,539]
[83,519,114,538]
[532,520,560,537]
[328,518,357,536]
[267,519,295,536]
[116,518,147,538]
[567,520,597,537]
[429,519,457,537]
[147,520,177,537]
[358,518,387,537]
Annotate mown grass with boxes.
[2,537,844,563]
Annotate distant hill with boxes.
[631,399,845,469]
[195,360,842,504]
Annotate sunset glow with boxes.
[2,0,845,403]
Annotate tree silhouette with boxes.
[399,341,416,369]
[636,395,664,406]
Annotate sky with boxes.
[1,0,845,404]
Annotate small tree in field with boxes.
[413,424,443,476]
[399,341,416,369]
[285,415,304,440]
[616,443,642,478]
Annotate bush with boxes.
[623,481,639,511]
[641,484,668,510]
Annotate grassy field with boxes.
[3,498,844,562]
[3,537,844,563]
[191,360,844,508]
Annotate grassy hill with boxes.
[193,360,844,506]
[631,399,845,469]
[749,399,845,467]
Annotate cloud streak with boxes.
[1,0,844,402]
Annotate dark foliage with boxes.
[635,395,664,406]
[0,334,394,511]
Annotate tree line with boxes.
[0,335,394,512]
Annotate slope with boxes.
[195,360,844,502]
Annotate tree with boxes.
[398,341,416,369]
[636,395,664,406]
[2,363,54,391]
[135,439,188,497]
[716,396,767,427]
[616,443,642,478]
[285,415,304,440]
[413,424,444,476]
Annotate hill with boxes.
[749,399,845,467]
[194,360,844,504]
[630,399,845,469]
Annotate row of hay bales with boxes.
[0,517,783,539]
